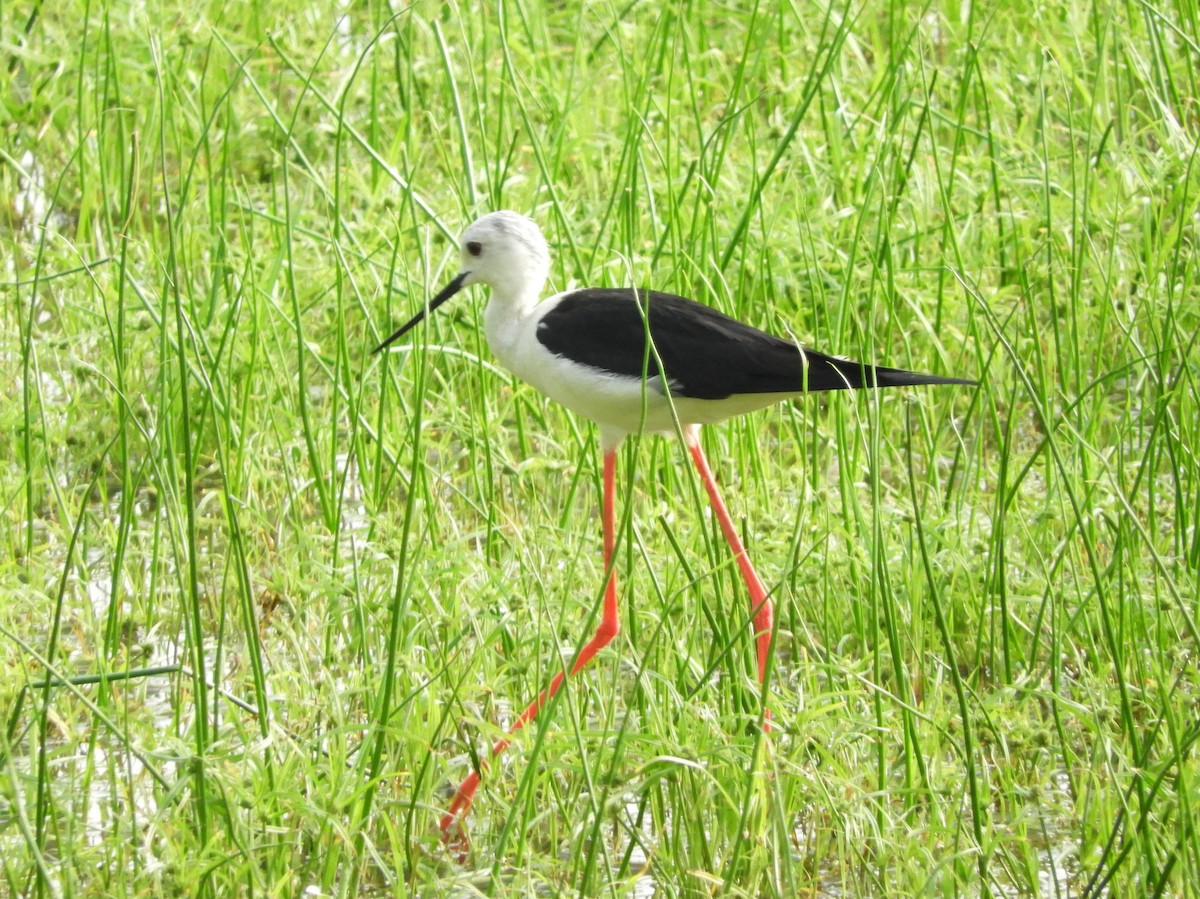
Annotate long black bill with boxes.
[372,271,470,355]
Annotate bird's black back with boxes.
[536,289,974,399]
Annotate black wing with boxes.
[536,289,973,399]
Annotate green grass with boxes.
[2,0,1199,895]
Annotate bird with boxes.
[373,210,975,844]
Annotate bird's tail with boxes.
[869,364,977,388]
[803,349,977,391]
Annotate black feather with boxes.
[536,289,974,398]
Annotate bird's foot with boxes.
[439,813,470,863]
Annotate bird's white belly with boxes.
[500,336,656,430]
[492,327,790,436]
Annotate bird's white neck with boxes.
[481,273,546,374]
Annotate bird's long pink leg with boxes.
[440,450,621,843]
[685,429,774,728]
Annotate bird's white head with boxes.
[372,211,551,355]
[458,211,550,300]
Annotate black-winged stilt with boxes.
[373,210,975,842]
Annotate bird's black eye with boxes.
[466,241,482,257]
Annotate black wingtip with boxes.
[870,368,979,389]
[799,349,977,392]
